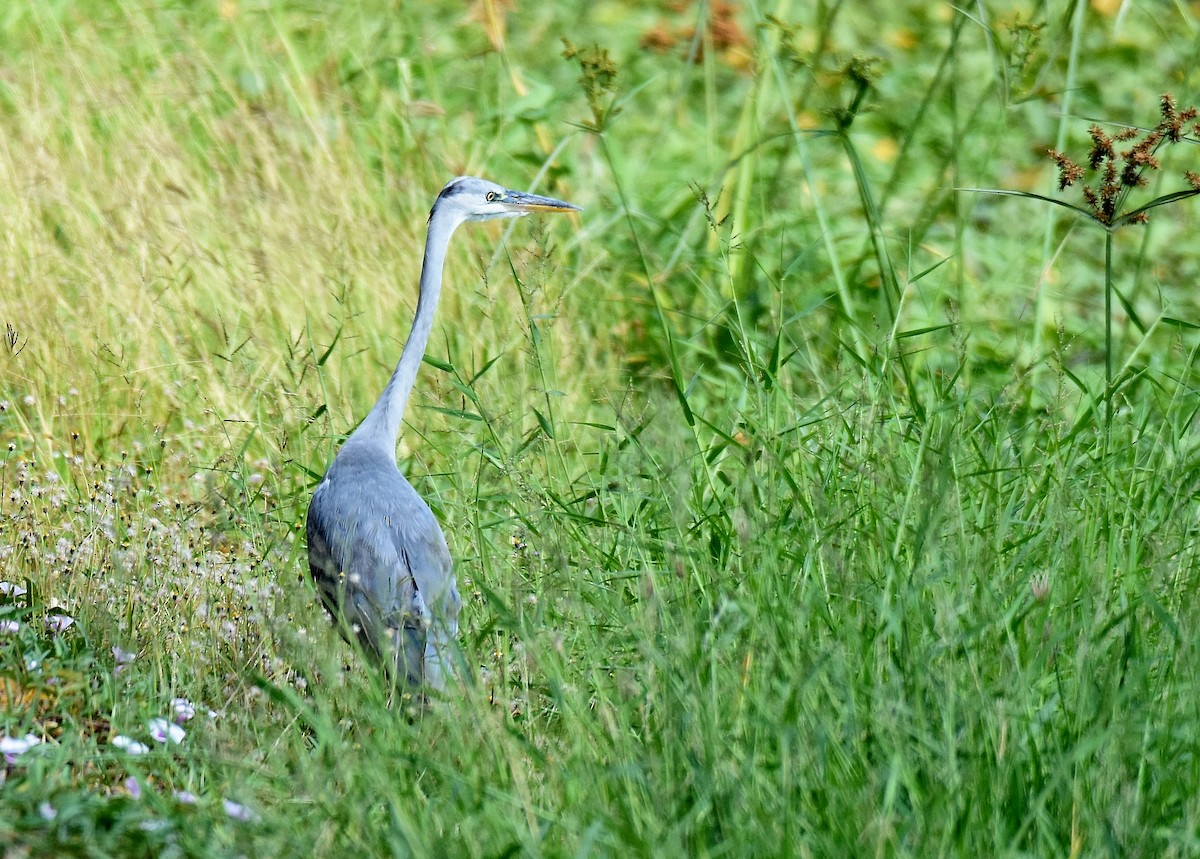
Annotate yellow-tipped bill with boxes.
[499,189,581,214]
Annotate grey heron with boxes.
[306,176,580,689]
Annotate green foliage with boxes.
[2,1,1200,856]
[560,39,620,132]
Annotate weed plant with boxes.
[1,2,1200,857]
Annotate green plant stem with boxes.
[1030,0,1087,394]
[1105,228,1113,441]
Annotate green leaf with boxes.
[960,187,1096,222]
[1114,189,1200,226]
[422,355,454,372]
[425,406,483,422]
[1161,316,1200,330]
[533,407,554,439]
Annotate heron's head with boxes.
[431,176,580,226]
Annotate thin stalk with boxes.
[753,0,867,362]
[1103,227,1115,579]
[600,138,694,429]
[1104,229,1113,441]
[1030,0,1088,390]
[839,132,922,420]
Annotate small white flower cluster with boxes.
[0,452,295,689]
[0,733,42,763]
[110,734,150,755]
[111,776,256,824]
[110,699,256,824]
[0,452,269,826]
[148,718,185,745]
[0,732,43,789]
[45,613,75,634]
[110,697,206,755]
[111,645,137,677]
[170,697,196,723]
[0,581,28,636]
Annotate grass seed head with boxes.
[1048,93,1200,225]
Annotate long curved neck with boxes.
[346,211,461,455]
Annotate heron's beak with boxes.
[502,190,581,214]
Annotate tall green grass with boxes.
[1,1,1200,856]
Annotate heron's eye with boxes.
[485,191,498,202]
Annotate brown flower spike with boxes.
[1048,93,1200,225]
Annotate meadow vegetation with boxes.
[1,1,1200,855]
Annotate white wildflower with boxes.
[0,733,41,761]
[223,799,258,822]
[45,614,74,634]
[111,735,149,755]
[148,718,185,744]
[170,698,196,723]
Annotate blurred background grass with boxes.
[1,1,1199,856]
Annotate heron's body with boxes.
[307,442,457,686]
[305,176,578,688]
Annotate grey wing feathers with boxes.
[306,454,448,686]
